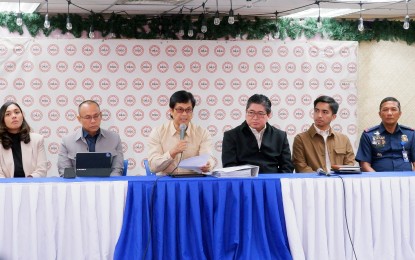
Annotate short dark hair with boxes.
[379,97,400,111]
[0,102,31,149]
[169,90,196,109]
[246,94,272,115]
[78,100,100,114]
[314,95,339,114]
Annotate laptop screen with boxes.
[75,152,112,177]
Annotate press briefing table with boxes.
[1,173,415,260]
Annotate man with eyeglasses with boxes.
[221,94,294,173]
[147,90,213,175]
[292,95,355,173]
[57,100,124,176]
[356,97,415,172]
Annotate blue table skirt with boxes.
[114,176,292,260]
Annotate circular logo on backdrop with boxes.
[324,46,335,58]
[198,109,210,120]
[309,78,319,89]
[308,46,319,57]
[190,61,201,73]
[4,95,16,102]
[107,95,119,107]
[231,78,242,90]
[31,109,43,121]
[214,78,225,90]
[293,108,305,120]
[56,126,69,138]
[238,62,249,73]
[39,61,51,72]
[139,126,151,137]
[56,61,68,72]
[198,45,209,57]
[140,61,152,73]
[165,45,177,57]
[277,46,289,57]
[254,62,265,73]
[347,94,358,105]
[13,44,25,56]
[133,141,145,153]
[246,45,257,57]
[198,78,209,90]
[324,78,335,90]
[347,62,357,73]
[285,94,296,106]
[133,78,144,90]
[39,95,51,107]
[214,109,226,120]
[181,45,193,57]
[332,124,343,133]
[107,61,119,73]
[285,124,297,136]
[230,109,242,120]
[73,95,86,106]
[48,142,60,154]
[0,78,7,90]
[246,78,258,90]
[285,62,296,73]
[270,62,281,73]
[56,95,68,107]
[115,44,128,56]
[301,94,313,106]
[141,95,152,106]
[132,45,144,56]
[133,109,145,121]
[333,94,342,104]
[222,95,234,106]
[230,45,241,57]
[222,62,233,73]
[215,141,222,152]
[126,126,138,137]
[340,47,350,57]
[262,46,273,57]
[294,78,305,89]
[73,61,86,73]
[347,124,357,135]
[316,62,327,73]
[116,78,128,90]
[149,109,161,121]
[331,62,343,73]
[101,109,111,121]
[124,95,136,106]
[13,78,25,90]
[301,62,312,73]
[30,78,42,90]
[65,109,77,121]
[238,94,249,106]
[47,44,59,56]
[182,78,193,90]
[206,95,218,106]
[207,125,218,137]
[82,78,94,90]
[4,61,16,72]
[116,109,128,121]
[149,78,161,90]
[22,61,34,72]
[338,108,351,120]
[278,78,289,89]
[157,95,169,106]
[90,95,102,105]
[99,78,111,90]
[30,44,42,56]
[173,61,185,73]
[206,62,217,73]
[166,78,177,90]
[82,44,94,56]
[270,94,281,106]
[38,126,51,138]
[98,44,110,56]
[278,109,289,120]
[22,95,34,107]
[214,45,226,57]
[108,126,119,133]
[65,78,77,90]
[91,61,103,73]
[0,44,8,56]
[47,78,60,91]
[157,61,168,73]
[293,46,305,57]
[65,44,77,56]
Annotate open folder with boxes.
[211,165,259,178]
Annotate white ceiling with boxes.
[10,0,415,20]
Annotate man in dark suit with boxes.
[221,94,294,173]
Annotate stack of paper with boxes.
[211,165,259,178]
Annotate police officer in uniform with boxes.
[356,97,415,172]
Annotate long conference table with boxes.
[1,172,415,260]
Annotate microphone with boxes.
[317,168,331,176]
[179,123,187,140]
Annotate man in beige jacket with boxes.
[292,95,355,173]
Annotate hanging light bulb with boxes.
[228,0,234,24]
[403,0,410,30]
[357,3,364,32]
[188,29,194,37]
[214,11,220,26]
[246,0,253,9]
[44,0,50,29]
[66,1,72,31]
[200,4,207,33]
[16,0,22,26]
[201,24,207,33]
[89,25,95,38]
[178,27,184,37]
[316,1,322,29]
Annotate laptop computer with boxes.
[75,152,112,177]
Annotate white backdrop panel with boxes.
[0,39,358,176]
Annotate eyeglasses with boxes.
[80,113,101,121]
[174,108,193,114]
[246,110,267,118]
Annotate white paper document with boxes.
[178,154,210,173]
[211,165,259,178]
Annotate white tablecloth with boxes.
[0,180,128,260]
[281,174,415,260]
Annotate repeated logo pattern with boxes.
[0,39,357,176]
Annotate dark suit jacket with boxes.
[222,121,294,173]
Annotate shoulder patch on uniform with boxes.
[364,125,379,133]
[400,125,414,131]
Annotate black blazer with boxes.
[222,121,294,173]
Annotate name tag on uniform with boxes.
[403,150,409,162]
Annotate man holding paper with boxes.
[147,90,213,175]
[221,94,294,173]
